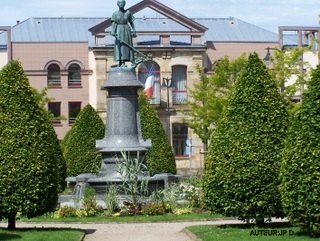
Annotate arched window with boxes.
[172,65,187,104]
[68,64,81,87]
[47,63,61,87]
[138,61,160,105]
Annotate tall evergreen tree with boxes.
[203,52,289,225]
[0,61,64,229]
[139,93,176,174]
[280,65,320,231]
[62,104,105,177]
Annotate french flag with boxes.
[144,66,154,98]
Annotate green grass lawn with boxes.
[0,228,83,241]
[19,212,223,223]
[187,223,318,241]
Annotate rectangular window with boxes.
[172,65,187,105]
[172,123,188,156]
[69,102,81,124]
[48,102,61,124]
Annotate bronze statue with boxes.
[110,0,147,69]
[111,0,136,67]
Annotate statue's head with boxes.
[117,0,126,8]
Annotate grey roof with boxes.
[196,18,278,43]
[0,17,297,47]
[9,17,106,46]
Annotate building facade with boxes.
[2,0,317,176]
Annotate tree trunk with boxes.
[256,218,265,227]
[7,213,16,230]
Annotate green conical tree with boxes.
[203,52,289,225]
[0,61,65,229]
[280,65,320,231]
[139,93,176,174]
[62,104,105,177]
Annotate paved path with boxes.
[0,219,245,241]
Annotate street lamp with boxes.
[263,47,276,65]
[263,47,272,62]
[162,77,172,142]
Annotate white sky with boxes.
[1,0,319,33]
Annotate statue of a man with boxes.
[110,0,136,67]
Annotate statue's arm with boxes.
[130,22,136,37]
[110,12,117,36]
[128,11,136,37]
[111,22,117,36]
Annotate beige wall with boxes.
[0,51,8,69]
[12,42,92,139]
[206,42,278,70]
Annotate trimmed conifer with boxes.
[139,93,176,174]
[0,61,65,229]
[203,52,289,225]
[280,65,320,231]
[62,104,105,177]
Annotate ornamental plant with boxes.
[140,203,170,216]
[139,93,176,174]
[0,61,64,229]
[280,65,320,232]
[116,152,149,211]
[203,52,289,225]
[54,206,77,218]
[62,104,105,177]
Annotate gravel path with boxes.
[0,219,244,241]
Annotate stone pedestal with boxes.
[96,66,151,178]
[60,67,181,209]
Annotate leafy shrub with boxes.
[173,207,193,215]
[62,104,105,177]
[80,188,101,217]
[139,93,176,174]
[179,177,206,210]
[140,203,170,216]
[280,65,320,232]
[203,53,288,225]
[148,184,180,212]
[54,206,77,218]
[0,60,65,229]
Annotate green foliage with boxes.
[116,152,149,209]
[269,47,310,115]
[54,206,77,218]
[140,203,170,215]
[48,127,67,193]
[147,184,179,211]
[179,177,206,210]
[0,61,64,227]
[184,54,247,150]
[138,93,176,174]
[62,104,105,177]
[104,184,119,214]
[172,207,193,215]
[203,52,289,224]
[280,65,320,232]
[79,188,102,217]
